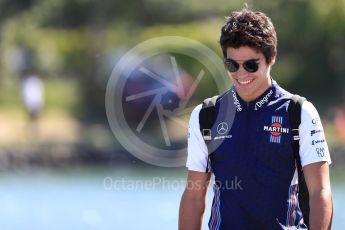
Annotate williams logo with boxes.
[263,116,289,143]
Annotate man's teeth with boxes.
[238,79,253,85]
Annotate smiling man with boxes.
[179,8,332,230]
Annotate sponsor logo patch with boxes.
[217,122,228,135]
[254,89,273,110]
[312,139,325,145]
[312,118,320,126]
[311,129,323,136]
[263,116,289,144]
[231,89,242,112]
[214,122,232,140]
[214,135,232,140]
[316,147,327,158]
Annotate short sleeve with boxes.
[299,101,331,167]
[186,104,208,172]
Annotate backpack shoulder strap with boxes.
[288,94,310,227]
[199,95,219,173]
[289,95,306,141]
[289,95,334,228]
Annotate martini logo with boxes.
[263,116,289,144]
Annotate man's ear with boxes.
[270,55,276,66]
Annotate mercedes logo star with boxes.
[217,122,228,135]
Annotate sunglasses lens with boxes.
[225,59,239,72]
[243,60,259,73]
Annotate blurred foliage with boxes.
[0,0,35,21]
[0,0,344,122]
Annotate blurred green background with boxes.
[0,0,344,229]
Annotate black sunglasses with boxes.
[224,58,260,73]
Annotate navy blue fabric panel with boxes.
[207,82,306,229]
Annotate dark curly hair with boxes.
[220,9,277,64]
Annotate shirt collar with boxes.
[230,80,277,111]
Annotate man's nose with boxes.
[236,66,249,78]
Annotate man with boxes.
[179,8,332,230]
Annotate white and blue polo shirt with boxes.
[187,81,331,229]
